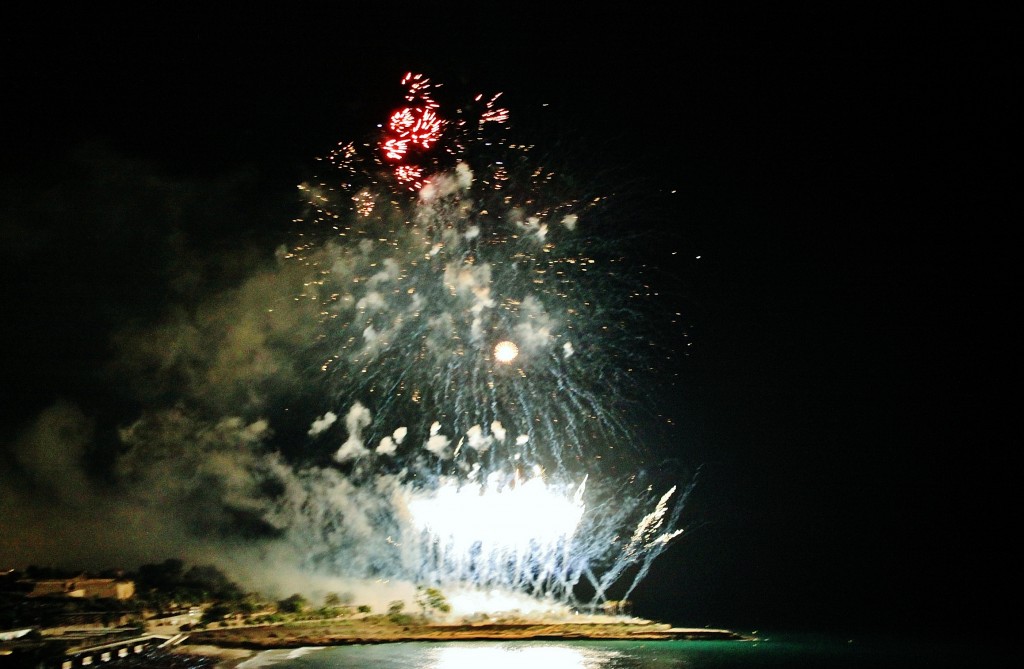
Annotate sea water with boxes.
[234,634,1008,669]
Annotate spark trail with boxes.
[274,73,691,613]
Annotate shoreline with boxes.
[172,645,257,669]
[175,619,753,665]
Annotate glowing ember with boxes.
[493,340,519,363]
[379,73,445,171]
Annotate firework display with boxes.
[263,73,691,612]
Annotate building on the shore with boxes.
[26,578,135,600]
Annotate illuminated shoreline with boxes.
[182,619,753,651]
[173,624,754,669]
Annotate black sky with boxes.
[1,8,1013,638]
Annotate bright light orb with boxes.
[407,471,585,545]
[493,340,519,363]
[409,475,585,549]
[404,474,589,606]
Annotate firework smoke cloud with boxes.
[0,73,693,615]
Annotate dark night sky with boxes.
[1,8,1013,638]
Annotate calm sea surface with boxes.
[233,634,1009,669]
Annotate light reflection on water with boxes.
[237,642,623,669]
[236,636,1001,669]
[427,644,615,669]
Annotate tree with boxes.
[183,564,242,601]
[415,587,451,618]
[324,592,341,607]
[201,603,234,624]
[136,559,185,591]
[237,592,264,614]
[276,593,308,614]
[386,599,414,625]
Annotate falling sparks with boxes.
[276,73,690,613]
[376,72,448,189]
